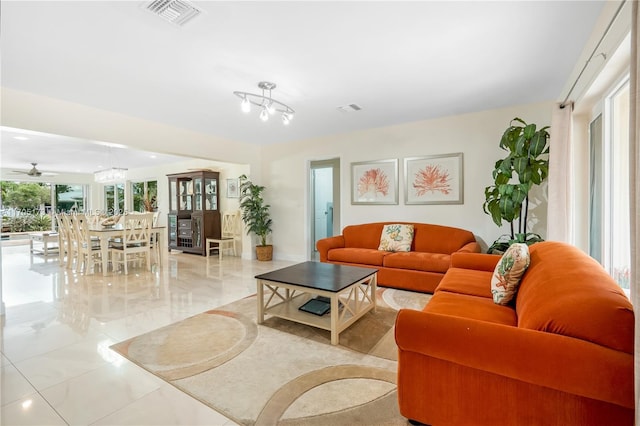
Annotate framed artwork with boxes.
[351,159,398,205]
[226,178,239,198]
[404,153,463,205]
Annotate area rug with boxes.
[111,288,431,425]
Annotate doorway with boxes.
[309,158,340,260]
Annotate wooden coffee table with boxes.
[255,262,378,345]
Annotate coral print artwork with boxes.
[405,153,463,205]
[413,164,451,196]
[351,159,398,204]
[358,168,389,198]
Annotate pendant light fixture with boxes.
[234,81,295,125]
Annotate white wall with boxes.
[262,101,553,261]
[2,88,553,261]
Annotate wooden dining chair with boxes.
[148,211,161,267]
[61,214,79,270]
[110,212,153,274]
[206,211,239,259]
[73,214,103,274]
[55,213,70,267]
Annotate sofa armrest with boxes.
[316,235,345,262]
[451,252,501,271]
[395,309,633,408]
[455,241,481,253]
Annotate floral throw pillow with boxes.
[378,224,414,252]
[491,243,531,305]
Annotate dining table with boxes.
[88,225,167,276]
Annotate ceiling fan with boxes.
[11,163,57,177]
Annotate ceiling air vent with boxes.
[145,0,202,26]
[337,104,363,113]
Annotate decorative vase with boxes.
[256,245,273,261]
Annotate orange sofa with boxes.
[316,222,480,293]
[395,241,635,425]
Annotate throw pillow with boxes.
[491,243,530,305]
[378,224,414,252]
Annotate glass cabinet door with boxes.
[170,180,177,211]
[180,195,192,211]
[205,178,217,211]
[178,179,193,211]
[192,215,202,248]
[194,178,203,211]
[168,214,177,246]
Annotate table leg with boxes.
[257,279,265,324]
[330,295,339,345]
[100,236,109,276]
[371,273,377,313]
[159,228,167,267]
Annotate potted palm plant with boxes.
[238,174,273,261]
[483,117,550,253]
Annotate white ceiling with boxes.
[1,127,192,176]
[1,1,605,173]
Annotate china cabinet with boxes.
[167,170,221,255]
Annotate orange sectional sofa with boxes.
[395,241,635,425]
[316,222,480,293]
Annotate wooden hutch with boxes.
[167,170,221,255]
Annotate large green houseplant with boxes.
[483,118,550,253]
[239,174,273,261]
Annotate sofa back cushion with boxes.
[342,222,476,254]
[516,241,634,354]
[343,223,387,249]
[412,223,476,254]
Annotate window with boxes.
[54,184,86,213]
[131,180,157,212]
[105,183,125,215]
[589,76,630,295]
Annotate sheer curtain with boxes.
[547,102,574,242]
[629,1,640,421]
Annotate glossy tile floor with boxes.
[0,240,295,425]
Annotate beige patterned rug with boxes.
[111,288,431,425]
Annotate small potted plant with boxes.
[238,174,273,261]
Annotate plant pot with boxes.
[256,245,273,261]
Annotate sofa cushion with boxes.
[436,267,493,298]
[326,247,387,266]
[383,251,450,273]
[423,291,517,326]
[516,242,634,354]
[412,223,477,254]
[378,224,414,252]
[491,243,530,305]
[342,223,387,249]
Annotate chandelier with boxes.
[233,81,295,125]
[95,145,127,183]
[94,167,127,183]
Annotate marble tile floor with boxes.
[0,241,295,425]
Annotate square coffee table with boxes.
[255,262,378,345]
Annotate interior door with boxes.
[309,158,340,260]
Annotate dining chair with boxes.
[110,212,153,274]
[61,214,79,270]
[205,211,240,259]
[55,213,70,267]
[149,211,161,267]
[73,214,103,274]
